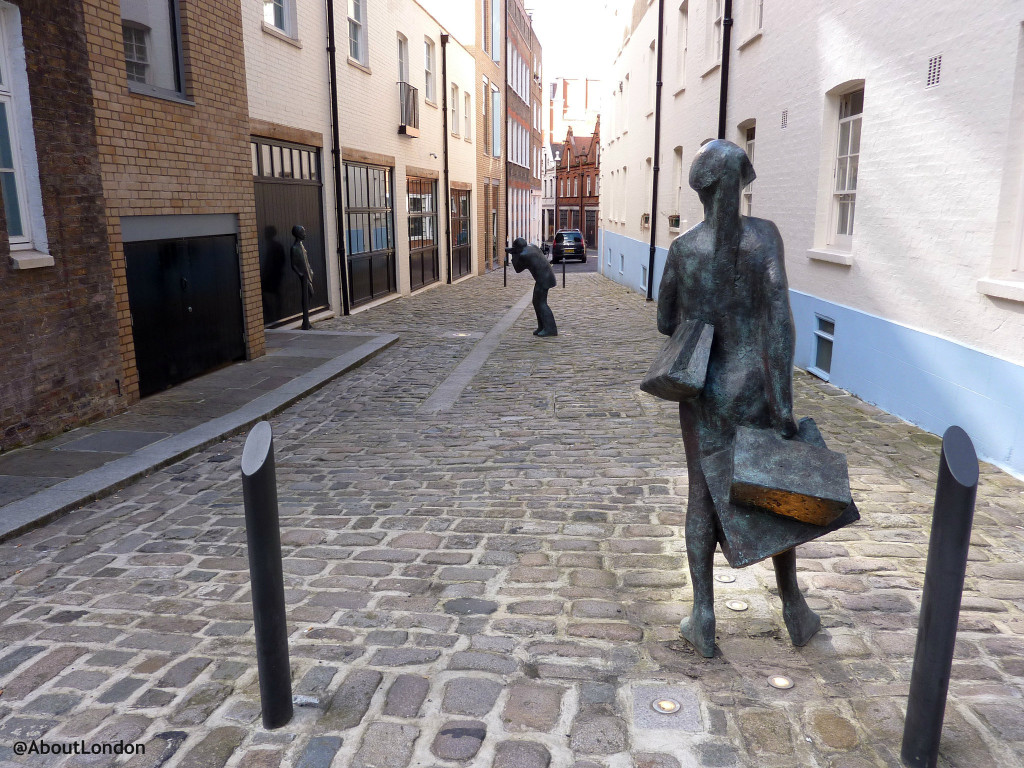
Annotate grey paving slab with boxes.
[55,430,171,454]
[0,269,1021,768]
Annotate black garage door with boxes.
[125,235,246,396]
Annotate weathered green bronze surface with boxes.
[730,421,852,526]
[640,319,714,402]
[653,140,857,657]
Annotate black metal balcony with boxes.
[398,81,419,138]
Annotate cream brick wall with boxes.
[241,0,341,316]
[602,0,1024,364]
[338,0,479,297]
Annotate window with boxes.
[832,88,863,248]
[0,4,45,259]
[263,0,295,37]
[676,3,688,88]
[743,0,764,39]
[648,40,656,110]
[451,84,459,134]
[672,145,684,224]
[424,38,435,102]
[491,85,501,157]
[397,34,409,82]
[121,0,184,97]
[464,92,471,139]
[490,0,501,62]
[742,124,755,215]
[622,75,630,133]
[709,0,723,63]
[586,176,591,196]
[810,316,835,380]
[348,0,367,65]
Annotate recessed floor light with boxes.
[725,600,748,611]
[715,573,736,583]
[768,676,794,689]
[651,698,681,714]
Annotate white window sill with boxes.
[424,99,438,110]
[668,226,680,234]
[808,248,853,266]
[807,365,831,382]
[737,30,763,50]
[127,82,194,105]
[977,278,1024,304]
[646,110,654,118]
[262,21,302,48]
[700,61,721,79]
[672,85,686,97]
[347,57,371,74]
[9,249,54,270]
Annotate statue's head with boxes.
[505,236,528,255]
[291,225,306,240]
[689,140,755,207]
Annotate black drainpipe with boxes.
[441,33,453,283]
[717,0,733,140]
[645,0,665,302]
[325,0,350,315]
[503,0,510,250]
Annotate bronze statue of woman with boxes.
[657,140,821,657]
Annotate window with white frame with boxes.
[397,34,409,83]
[742,124,755,215]
[648,40,656,110]
[451,84,459,134]
[831,88,863,248]
[424,38,435,102]
[743,0,764,39]
[709,0,723,63]
[121,0,184,97]
[263,0,296,37]
[810,315,835,380]
[490,0,501,63]
[0,3,45,258]
[464,92,471,139]
[676,2,687,88]
[491,85,501,156]
[348,0,367,65]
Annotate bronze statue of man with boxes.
[507,237,557,337]
[291,225,315,330]
[657,140,821,657]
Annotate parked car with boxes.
[552,229,586,263]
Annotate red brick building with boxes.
[555,118,600,247]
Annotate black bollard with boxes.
[901,425,979,768]
[562,257,566,289]
[241,422,293,729]
[503,252,507,287]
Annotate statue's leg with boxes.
[534,286,557,336]
[300,279,312,330]
[771,547,820,646]
[678,404,716,657]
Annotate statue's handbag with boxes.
[640,320,714,401]
[729,421,852,526]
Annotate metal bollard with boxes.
[241,421,293,729]
[562,257,566,289]
[900,425,979,768]
[503,254,507,287]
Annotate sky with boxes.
[527,0,622,84]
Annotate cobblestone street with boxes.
[1,268,1023,768]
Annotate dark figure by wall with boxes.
[507,237,557,337]
[291,225,314,330]
[657,140,820,657]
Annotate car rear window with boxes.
[571,235,582,243]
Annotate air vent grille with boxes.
[926,54,942,88]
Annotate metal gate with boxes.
[451,188,472,279]
[586,210,598,250]
[125,235,245,397]
[407,177,439,290]
[344,162,396,306]
[252,138,328,325]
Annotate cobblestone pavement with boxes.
[1,268,1023,768]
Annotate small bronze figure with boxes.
[656,140,856,657]
[507,237,557,337]
[291,225,314,330]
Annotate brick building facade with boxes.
[0,1,123,450]
[556,120,600,247]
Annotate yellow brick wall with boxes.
[82,0,263,401]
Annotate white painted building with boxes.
[600,1,1024,477]
[243,0,343,323]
